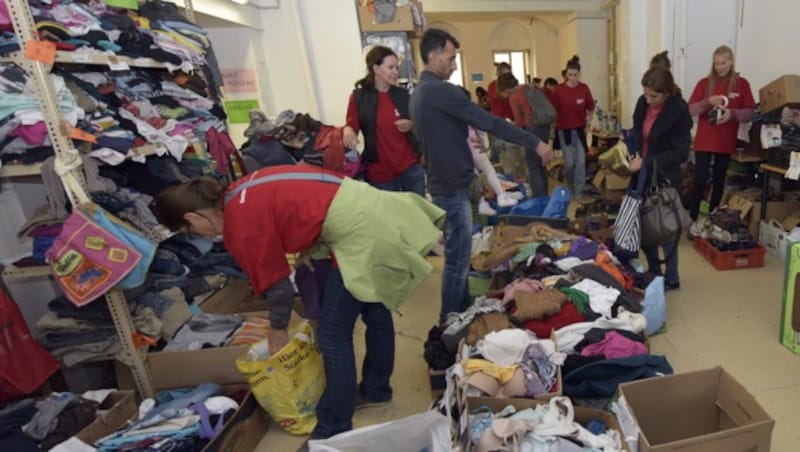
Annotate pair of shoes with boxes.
[496,192,519,207]
[687,219,704,241]
[478,198,497,216]
[665,280,681,291]
[354,393,391,410]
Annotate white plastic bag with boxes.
[309,410,453,452]
[642,276,666,336]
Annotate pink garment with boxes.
[206,128,247,178]
[502,278,544,304]
[0,0,11,32]
[170,123,193,137]
[580,331,648,359]
[9,122,48,145]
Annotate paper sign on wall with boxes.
[222,68,258,94]
[224,99,260,124]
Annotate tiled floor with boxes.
[259,238,799,451]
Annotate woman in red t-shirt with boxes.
[343,46,424,195]
[686,45,756,238]
[552,55,595,199]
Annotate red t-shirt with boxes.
[641,103,663,159]
[223,165,339,295]
[688,76,756,154]
[553,82,595,130]
[488,79,514,120]
[345,92,417,183]
[508,85,534,128]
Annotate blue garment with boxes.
[294,258,333,323]
[432,189,473,323]
[643,240,679,284]
[150,249,188,276]
[311,269,394,439]
[33,236,55,262]
[541,185,571,218]
[98,424,199,450]
[368,163,426,197]
[563,354,673,398]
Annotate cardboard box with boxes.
[464,396,630,451]
[759,219,788,261]
[116,311,272,390]
[593,169,630,201]
[616,367,774,451]
[358,3,414,32]
[724,193,800,238]
[75,390,137,446]
[759,74,800,114]
[197,278,255,314]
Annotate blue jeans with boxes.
[558,129,586,198]
[369,163,426,196]
[311,269,395,439]
[432,188,472,323]
[642,240,679,283]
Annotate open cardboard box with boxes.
[463,396,630,451]
[593,169,630,201]
[616,367,774,451]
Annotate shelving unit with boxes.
[2,0,206,399]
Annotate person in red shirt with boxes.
[498,72,553,197]
[343,46,423,195]
[629,66,692,291]
[552,55,595,199]
[686,45,755,239]
[155,164,444,441]
[487,62,514,120]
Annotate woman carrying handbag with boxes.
[629,66,692,290]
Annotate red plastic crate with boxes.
[693,237,765,270]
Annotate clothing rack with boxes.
[0,0,205,399]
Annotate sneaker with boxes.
[665,280,681,291]
[478,198,497,216]
[354,393,391,410]
[687,220,704,241]
[496,192,519,207]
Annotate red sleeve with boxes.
[345,93,360,133]
[584,85,595,112]
[551,85,562,114]
[509,91,525,128]
[738,77,756,109]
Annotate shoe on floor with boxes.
[687,219,704,241]
[665,280,681,291]
[478,198,497,216]
[354,393,391,410]
[496,192,518,207]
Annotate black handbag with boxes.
[640,159,690,249]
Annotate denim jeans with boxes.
[526,125,551,198]
[369,163,425,197]
[432,188,472,323]
[558,129,586,198]
[642,240,679,283]
[312,269,394,439]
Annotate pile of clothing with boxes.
[0,390,119,450]
[466,397,626,451]
[692,206,758,251]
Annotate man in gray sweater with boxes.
[410,28,554,323]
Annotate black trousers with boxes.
[689,151,731,221]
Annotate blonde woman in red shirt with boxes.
[686,45,755,239]
[552,55,595,200]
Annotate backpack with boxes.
[524,86,556,125]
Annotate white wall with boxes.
[574,14,609,109]
[736,0,800,94]
[557,16,577,76]
[256,0,363,126]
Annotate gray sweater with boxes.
[410,70,543,196]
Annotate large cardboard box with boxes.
[616,367,774,451]
[724,193,800,238]
[358,3,414,32]
[75,390,137,446]
[759,74,800,114]
[593,169,630,201]
[196,278,255,314]
[464,396,630,451]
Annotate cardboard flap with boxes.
[782,211,800,232]
[728,195,754,220]
[716,370,772,426]
[76,391,137,445]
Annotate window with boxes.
[493,51,528,85]
[448,52,464,86]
